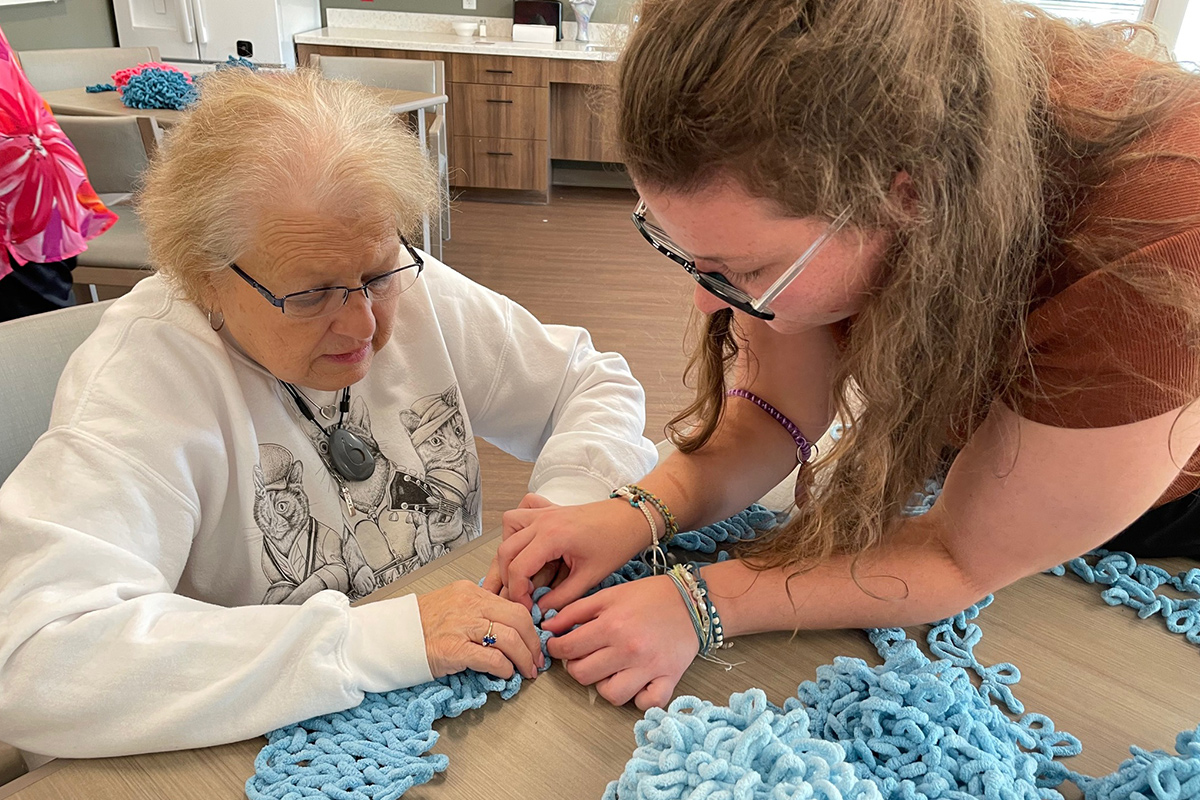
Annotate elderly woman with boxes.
[0,68,656,759]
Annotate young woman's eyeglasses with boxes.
[229,235,425,319]
[632,200,852,321]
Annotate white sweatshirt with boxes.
[0,256,657,759]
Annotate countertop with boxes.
[294,26,621,61]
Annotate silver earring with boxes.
[208,310,225,331]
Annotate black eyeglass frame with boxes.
[631,200,851,321]
[229,235,425,318]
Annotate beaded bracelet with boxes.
[622,484,679,542]
[690,565,725,652]
[665,563,741,670]
[611,486,667,574]
[666,564,707,650]
[726,389,815,464]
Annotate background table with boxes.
[42,87,186,126]
[44,86,443,127]
[1,532,1195,800]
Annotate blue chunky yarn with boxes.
[216,55,258,70]
[603,689,884,800]
[598,505,784,588]
[86,83,116,93]
[119,67,197,111]
[247,483,1200,800]
[1047,550,1200,645]
[247,506,776,800]
[603,596,1083,800]
[602,489,1200,800]
[245,591,555,800]
[1072,726,1200,800]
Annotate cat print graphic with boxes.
[253,443,377,604]
[298,398,437,581]
[295,386,482,585]
[398,385,481,561]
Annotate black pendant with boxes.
[328,428,376,481]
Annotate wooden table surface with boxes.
[43,86,445,127]
[42,88,187,125]
[2,531,1196,800]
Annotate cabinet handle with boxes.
[485,69,514,74]
[486,151,514,156]
[485,99,514,104]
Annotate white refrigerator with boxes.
[113,0,320,68]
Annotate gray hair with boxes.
[138,67,439,303]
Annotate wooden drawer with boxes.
[450,83,548,141]
[451,136,547,191]
[548,58,618,86]
[450,52,548,87]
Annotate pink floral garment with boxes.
[0,26,117,278]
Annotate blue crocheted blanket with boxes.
[245,503,1200,800]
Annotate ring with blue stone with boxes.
[481,621,497,647]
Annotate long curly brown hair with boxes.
[617,0,1200,571]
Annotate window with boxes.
[1027,0,1200,68]
[1025,1,1151,24]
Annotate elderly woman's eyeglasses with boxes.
[229,236,425,320]
[632,200,852,321]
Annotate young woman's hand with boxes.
[481,493,558,600]
[542,575,698,709]
[482,495,653,611]
[417,580,545,680]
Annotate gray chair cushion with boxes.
[77,212,150,269]
[0,301,113,486]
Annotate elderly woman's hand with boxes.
[417,581,545,680]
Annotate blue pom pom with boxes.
[119,68,196,111]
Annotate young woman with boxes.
[486,0,1200,710]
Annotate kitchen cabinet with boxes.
[297,42,619,201]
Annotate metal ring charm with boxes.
[481,621,497,647]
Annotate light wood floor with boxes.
[441,187,697,531]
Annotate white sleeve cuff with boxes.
[533,472,614,507]
[344,593,434,692]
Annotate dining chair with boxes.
[0,300,114,486]
[55,115,157,300]
[17,46,162,93]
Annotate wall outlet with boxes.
[462,0,476,8]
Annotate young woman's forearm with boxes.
[634,322,840,532]
[630,409,808,533]
[707,512,991,636]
